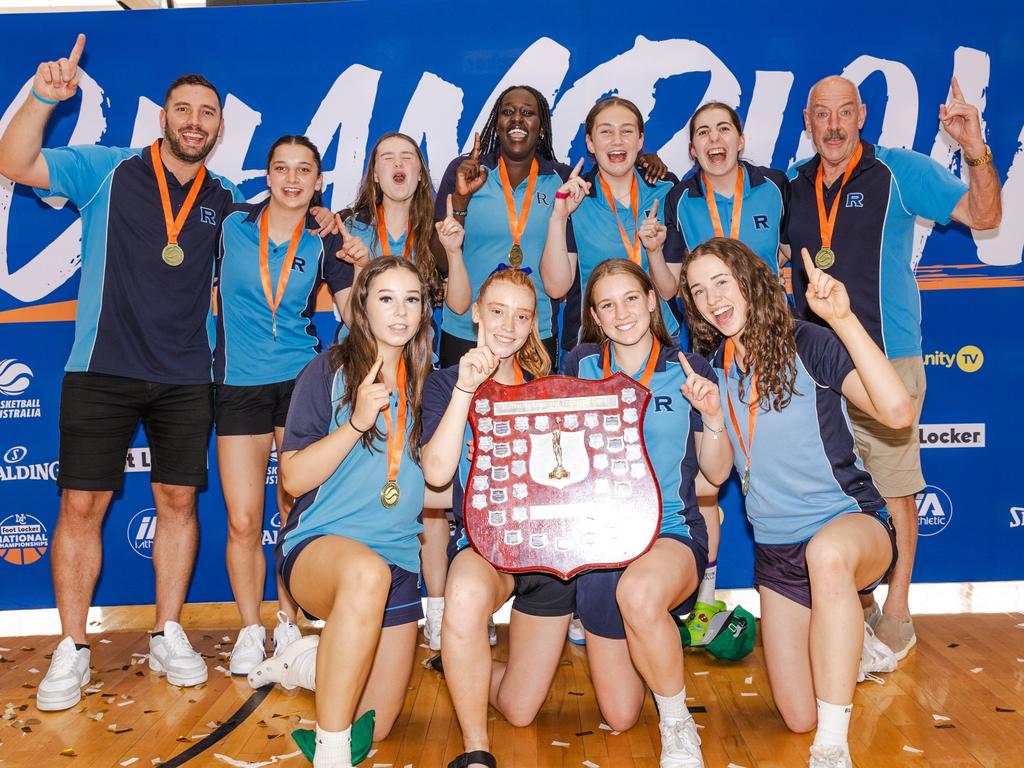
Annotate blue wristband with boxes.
[31,88,58,106]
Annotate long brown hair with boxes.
[329,257,433,458]
[679,238,798,412]
[342,132,442,304]
[475,268,551,379]
[579,259,673,347]
[584,96,645,139]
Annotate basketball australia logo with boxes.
[0,359,41,420]
[127,508,157,559]
[915,485,953,537]
[262,511,282,546]
[0,513,49,566]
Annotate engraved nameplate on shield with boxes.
[464,372,661,579]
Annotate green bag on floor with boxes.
[699,605,756,661]
[292,709,375,764]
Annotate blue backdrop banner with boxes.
[1,0,1021,609]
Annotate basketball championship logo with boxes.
[0,513,49,565]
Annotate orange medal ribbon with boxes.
[376,205,414,260]
[379,357,408,509]
[497,157,538,266]
[150,140,206,267]
[723,338,758,495]
[813,143,863,269]
[602,336,661,388]
[702,165,744,239]
[597,172,641,264]
[258,208,304,341]
[512,358,525,385]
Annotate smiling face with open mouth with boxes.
[160,83,222,164]
[472,280,536,360]
[496,88,542,162]
[589,271,658,348]
[373,135,423,204]
[686,253,748,339]
[586,103,643,179]
[267,143,322,211]
[689,106,744,180]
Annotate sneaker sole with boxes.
[149,657,208,687]
[568,637,587,646]
[892,634,917,661]
[36,689,83,712]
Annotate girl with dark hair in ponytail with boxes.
[213,135,353,675]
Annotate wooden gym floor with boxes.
[0,600,1022,768]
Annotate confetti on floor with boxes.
[99,638,112,644]
[932,714,951,721]
[552,740,569,747]
[903,745,924,754]
[740,692,758,697]
[692,671,709,676]
[970,667,983,673]
[744,676,752,684]
[120,759,139,767]
[582,761,600,768]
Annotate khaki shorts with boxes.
[847,356,926,499]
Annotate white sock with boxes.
[313,724,352,768]
[426,596,444,612]
[812,699,852,749]
[654,687,690,722]
[696,561,717,606]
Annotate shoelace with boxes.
[163,627,194,656]
[809,744,848,767]
[661,719,701,756]
[49,643,78,674]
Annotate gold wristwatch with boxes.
[964,144,992,167]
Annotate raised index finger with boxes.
[471,132,481,160]
[678,351,695,378]
[446,193,454,219]
[477,322,487,350]
[363,355,384,385]
[336,214,352,241]
[950,76,964,102]
[68,34,86,68]
[800,247,818,278]
[569,157,584,179]
[647,198,660,220]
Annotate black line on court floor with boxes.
[159,685,272,767]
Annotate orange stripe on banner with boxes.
[779,263,1024,294]
[0,300,78,323]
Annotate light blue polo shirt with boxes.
[435,149,571,341]
[215,203,352,385]
[278,352,425,573]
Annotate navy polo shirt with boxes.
[278,352,425,574]
[787,141,966,359]
[435,149,572,342]
[562,341,709,549]
[214,203,352,386]
[663,160,789,275]
[709,321,885,544]
[560,168,680,345]
[36,142,244,384]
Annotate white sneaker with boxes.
[248,633,318,691]
[858,621,897,683]
[272,611,302,657]
[149,621,208,687]
[37,636,90,712]
[809,744,853,767]
[659,716,704,767]
[424,598,443,652]
[568,616,586,646]
[487,617,498,647]
[229,624,267,675]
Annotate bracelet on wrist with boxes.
[349,419,372,434]
[31,88,58,106]
[703,420,726,435]
[452,209,468,217]
[964,144,992,167]
[454,384,475,395]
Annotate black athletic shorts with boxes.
[215,379,295,436]
[58,372,213,490]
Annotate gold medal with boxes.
[380,480,401,509]
[162,243,184,267]
[508,243,524,267]
[741,468,750,496]
[814,247,835,270]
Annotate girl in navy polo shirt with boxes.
[420,268,565,768]
[336,130,469,654]
[681,238,912,768]
[249,257,440,768]
[214,135,353,675]
[657,102,791,640]
[541,96,681,346]
[562,259,732,768]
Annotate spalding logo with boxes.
[0,359,33,396]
